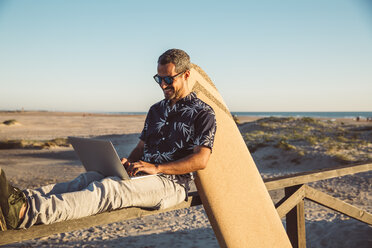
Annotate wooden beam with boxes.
[276,185,306,218]
[304,185,372,225]
[285,185,306,248]
[295,199,306,248]
[0,208,7,231]
[264,163,372,191]
[0,194,202,246]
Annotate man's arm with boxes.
[121,140,145,167]
[129,146,211,176]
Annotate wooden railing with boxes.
[265,162,372,248]
[0,162,371,246]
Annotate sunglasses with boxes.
[153,71,185,85]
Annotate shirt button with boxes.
[166,122,169,125]
[162,138,165,141]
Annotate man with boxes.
[0,49,216,230]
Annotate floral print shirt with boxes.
[139,92,216,192]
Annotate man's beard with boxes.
[163,86,176,100]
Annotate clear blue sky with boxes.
[0,0,371,112]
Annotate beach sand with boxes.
[0,111,371,247]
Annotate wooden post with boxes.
[285,185,306,248]
[0,208,7,231]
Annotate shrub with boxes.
[0,138,70,149]
[0,140,24,149]
[297,150,305,157]
[318,136,330,143]
[232,114,240,125]
[276,140,297,151]
[305,136,317,146]
[2,119,18,125]
[334,153,355,163]
[247,143,267,153]
[336,135,348,143]
[42,138,70,148]
[301,117,317,124]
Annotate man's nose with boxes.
[160,80,167,89]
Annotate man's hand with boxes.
[120,140,145,173]
[122,145,211,176]
[129,160,159,176]
[121,157,130,170]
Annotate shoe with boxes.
[0,168,27,230]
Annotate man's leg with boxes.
[0,169,27,230]
[19,175,186,228]
[23,171,105,198]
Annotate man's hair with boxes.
[158,49,191,73]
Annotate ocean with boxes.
[230,112,372,119]
[110,112,372,119]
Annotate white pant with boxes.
[19,172,186,228]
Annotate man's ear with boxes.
[184,70,191,79]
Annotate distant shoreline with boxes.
[1,110,371,120]
[231,111,372,119]
[0,110,146,118]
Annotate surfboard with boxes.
[188,64,291,248]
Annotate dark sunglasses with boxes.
[153,71,185,85]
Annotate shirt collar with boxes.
[165,92,197,109]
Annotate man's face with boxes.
[157,63,187,101]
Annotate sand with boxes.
[0,111,371,247]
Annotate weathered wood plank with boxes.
[304,185,372,225]
[264,163,372,190]
[276,185,305,218]
[0,207,7,231]
[285,185,306,248]
[0,194,202,246]
[296,199,306,248]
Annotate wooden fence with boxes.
[266,162,372,248]
[0,162,371,247]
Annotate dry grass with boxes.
[241,117,372,163]
[0,138,70,149]
[232,114,240,125]
[2,119,18,125]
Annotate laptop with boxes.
[68,136,154,180]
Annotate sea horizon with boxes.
[2,110,372,119]
[230,111,372,119]
[108,111,372,119]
